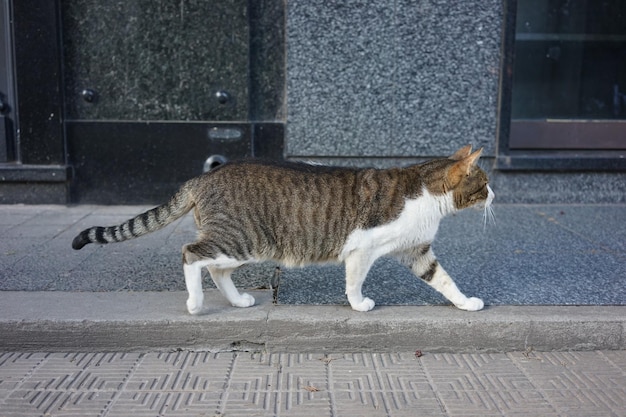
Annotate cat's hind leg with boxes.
[182,256,207,315]
[182,243,253,315]
[396,245,484,311]
[344,251,376,312]
[207,266,255,308]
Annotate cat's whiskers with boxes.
[483,203,496,229]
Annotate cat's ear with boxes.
[465,147,483,167]
[446,148,483,188]
[449,145,473,161]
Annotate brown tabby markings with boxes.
[421,261,439,282]
[72,145,493,314]
[182,163,425,267]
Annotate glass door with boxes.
[510,0,626,150]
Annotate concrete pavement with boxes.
[0,290,625,353]
[1,203,625,352]
[1,203,625,416]
[1,350,625,416]
[2,203,625,305]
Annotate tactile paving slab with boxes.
[1,351,624,416]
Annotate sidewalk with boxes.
[0,350,623,417]
[0,204,625,416]
[0,203,625,352]
[1,204,625,304]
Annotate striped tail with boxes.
[72,186,194,250]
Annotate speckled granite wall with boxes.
[62,0,250,121]
[287,0,503,158]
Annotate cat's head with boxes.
[423,145,495,212]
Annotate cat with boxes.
[72,144,494,315]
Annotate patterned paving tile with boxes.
[602,350,626,369]
[541,388,626,417]
[330,353,445,417]
[1,353,143,417]
[511,351,626,390]
[224,353,331,416]
[0,352,49,394]
[123,351,231,392]
[107,351,230,416]
[107,390,222,416]
[509,351,626,417]
[4,390,116,417]
[19,352,142,392]
[0,351,625,417]
[422,353,561,417]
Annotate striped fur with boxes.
[71,184,194,250]
[72,145,493,314]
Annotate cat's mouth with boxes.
[472,185,495,210]
[479,185,496,226]
[486,185,495,207]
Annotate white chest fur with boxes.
[339,188,454,260]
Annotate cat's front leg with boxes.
[344,251,376,312]
[426,262,484,311]
[397,246,484,311]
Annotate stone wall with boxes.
[286,0,503,158]
[285,0,625,204]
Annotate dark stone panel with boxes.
[0,182,68,204]
[253,123,284,159]
[12,0,64,164]
[0,117,15,161]
[495,153,626,171]
[67,121,252,204]
[249,0,286,122]
[0,2,16,162]
[496,0,517,156]
[0,164,70,182]
[62,0,249,121]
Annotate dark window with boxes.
[510,0,626,150]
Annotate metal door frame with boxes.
[0,0,16,162]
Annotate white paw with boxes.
[187,297,204,315]
[456,297,484,312]
[350,297,376,312]
[232,293,255,308]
